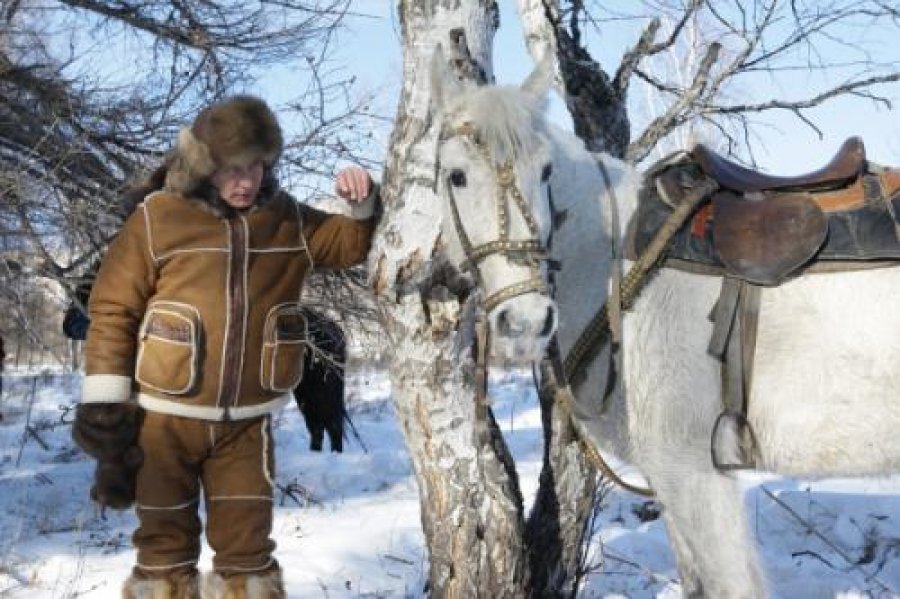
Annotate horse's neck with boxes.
[548,131,639,359]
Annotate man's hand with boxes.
[335,166,373,203]
[72,402,144,511]
[73,402,143,460]
[91,446,144,510]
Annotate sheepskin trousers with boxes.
[132,411,277,578]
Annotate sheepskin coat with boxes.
[81,188,375,420]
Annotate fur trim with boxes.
[123,571,200,599]
[165,129,217,194]
[90,445,143,510]
[121,164,169,215]
[165,95,282,196]
[193,96,282,168]
[202,568,285,599]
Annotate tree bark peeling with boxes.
[375,1,605,595]
[374,2,526,589]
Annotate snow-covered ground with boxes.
[1,367,899,598]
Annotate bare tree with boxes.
[520,0,900,162]
[377,0,899,596]
[0,0,380,360]
[371,1,600,596]
[371,2,532,596]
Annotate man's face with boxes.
[211,161,264,210]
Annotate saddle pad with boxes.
[711,191,827,286]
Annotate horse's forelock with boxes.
[446,85,548,167]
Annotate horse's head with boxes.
[431,49,557,362]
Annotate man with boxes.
[72,95,377,599]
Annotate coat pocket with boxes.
[135,301,202,395]
[260,303,307,393]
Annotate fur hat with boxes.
[165,95,283,195]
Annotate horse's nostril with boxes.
[540,306,555,337]
[496,309,512,337]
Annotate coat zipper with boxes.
[220,217,247,420]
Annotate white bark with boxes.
[516,0,563,91]
[370,1,531,596]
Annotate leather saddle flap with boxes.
[712,191,828,286]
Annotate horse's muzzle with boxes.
[490,295,557,362]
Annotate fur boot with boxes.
[122,569,200,599]
[202,568,285,599]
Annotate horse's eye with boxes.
[449,169,467,188]
[541,163,553,182]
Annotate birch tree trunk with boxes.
[370,2,531,596]
[371,2,610,595]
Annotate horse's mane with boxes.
[444,84,549,167]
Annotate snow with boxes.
[1,367,899,597]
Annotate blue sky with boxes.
[326,2,899,173]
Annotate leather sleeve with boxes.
[301,186,378,270]
[83,206,158,402]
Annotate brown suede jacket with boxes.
[82,189,375,420]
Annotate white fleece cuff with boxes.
[82,374,133,403]
[349,183,379,220]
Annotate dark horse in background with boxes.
[291,311,348,452]
[64,285,350,452]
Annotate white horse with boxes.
[430,52,900,598]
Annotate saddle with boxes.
[692,136,866,193]
[626,141,900,470]
[629,137,900,286]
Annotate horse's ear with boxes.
[430,44,463,112]
[520,52,554,103]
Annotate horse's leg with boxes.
[624,271,766,597]
[294,383,325,452]
[308,426,325,452]
[303,398,325,452]
[325,377,345,453]
[304,397,325,452]
[658,509,704,597]
[651,466,766,599]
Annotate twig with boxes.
[315,576,330,597]
[601,549,678,585]
[15,378,38,467]
[791,549,837,569]
[277,480,322,508]
[344,412,368,453]
[760,485,896,594]
[25,425,50,450]
[382,553,414,565]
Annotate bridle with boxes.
[438,120,659,497]
[438,121,558,313]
